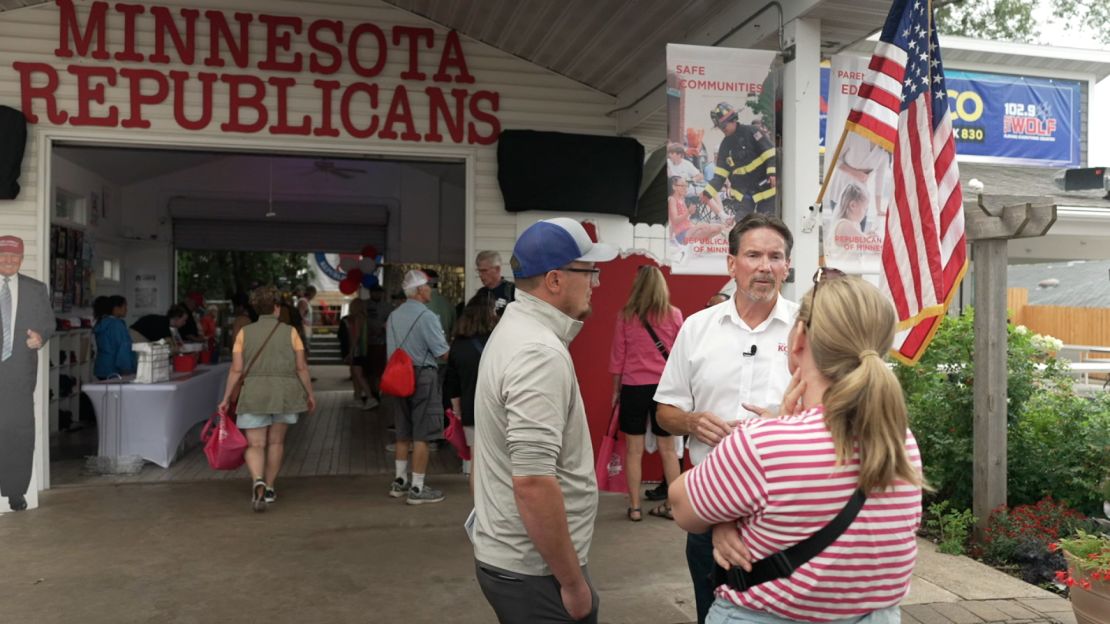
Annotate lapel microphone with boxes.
[743,344,758,357]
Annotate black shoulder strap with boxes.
[641,317,669,360]
[713,489,867,592]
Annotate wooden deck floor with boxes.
[50,386,462,487]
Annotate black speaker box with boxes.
[497,130,644,218]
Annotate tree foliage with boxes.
[935,0,1110,46]
[176,250,310,301]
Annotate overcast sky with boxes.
[1034,3,1109,165]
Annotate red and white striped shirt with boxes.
[686,406,922,622]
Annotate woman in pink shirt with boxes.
[608,265,684,521]
[669,273,923,623]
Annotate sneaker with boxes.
[264,488,277,504]
[407,485,445,505]
[644,482,668,501]
[388,478,410,498]
[362,396,379,410]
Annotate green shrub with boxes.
[927,500,976,555]
[895,310,1110,516]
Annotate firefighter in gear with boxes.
[701,102,777,217]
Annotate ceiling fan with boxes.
[306,159,367,179]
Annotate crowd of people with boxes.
[467,214,923,624]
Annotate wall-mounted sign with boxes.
[944,70,1081,167]
[824,57,1082,168]
[12,0,501,144]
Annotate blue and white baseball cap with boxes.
[511,218,618,279]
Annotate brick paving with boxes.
[901,598,1074,624]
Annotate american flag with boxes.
[845,0,967,364]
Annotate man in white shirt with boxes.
[0,235,54,512]
[655,214,797,623]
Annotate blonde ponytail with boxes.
[800,276,923,492]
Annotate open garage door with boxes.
[171,198,389,252]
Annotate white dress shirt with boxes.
[654,294,798,465]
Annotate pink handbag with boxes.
[595,406,628,493]
[201,407,248,470]
[444,408,471,461]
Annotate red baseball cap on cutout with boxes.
[0,235,24,254]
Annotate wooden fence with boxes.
[1008,288,1110,358]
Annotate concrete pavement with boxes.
[0,476,1075,623]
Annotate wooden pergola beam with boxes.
[966,195,1056,532]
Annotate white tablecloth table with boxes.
[82,363,231,468]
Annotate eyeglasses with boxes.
[806,266,846,330]
[561,266,601,286]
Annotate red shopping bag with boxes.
[444,408,471,461]
[594,406,628,494]
[380,349,415,397]
[201,407,248,471]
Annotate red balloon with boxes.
[361,245,378,259]
[346,268,363,283]
[338,277,358,294]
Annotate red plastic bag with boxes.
[201,408,248,471]
[444,408,471,461]
[381,349,415,397]
[595,406,628,494]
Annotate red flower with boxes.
[1055,570,1067,581]
[1066,577,1077,587]
[1080,579,1091,590]
[1049,543,1059,552]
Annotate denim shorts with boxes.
[707,602,901,624]
[237,413,299,429]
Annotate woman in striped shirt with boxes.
[670,272,924,623]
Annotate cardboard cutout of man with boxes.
[0,235,54,512]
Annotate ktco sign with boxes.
[12,0,502,144]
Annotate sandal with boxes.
[627,507,642,522]
[648,504,674,520]
[251,479,268,513]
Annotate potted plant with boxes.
[1054,530,1110,624]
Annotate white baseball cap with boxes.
[401,270,429,290]
[511,218,617,278]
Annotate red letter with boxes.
[67,65,119,127]
[433,30,475,84]
[348,23,387,78]
[379,85,419,141]
[12,62,67,124]
[467,90,500,145]
[424,87,466,143]
[54,0,109,60]
[392,25,433,81]
[313,79,341,137]
[340,82,379,139]
[221,74,268,133]
[267,77,310,136]
[308,19,343,75]
[113,3,145,62]
[150,6,199,65]
[119,68,169,129]
[170,70,216,131]
[204,11,252,68]
[258,14,303,72]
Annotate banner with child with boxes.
[665,44,779,275]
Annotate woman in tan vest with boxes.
[218,286,316,512]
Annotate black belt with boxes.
[712,489,866,592]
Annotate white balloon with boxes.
[337,255,360,272]
[359,257,377,274]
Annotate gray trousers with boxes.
[476,560,599,624]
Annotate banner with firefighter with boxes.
[665,44,779,275]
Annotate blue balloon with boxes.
[361,273,379,288]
